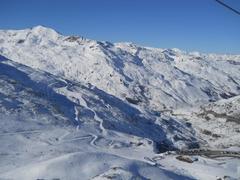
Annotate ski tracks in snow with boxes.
[56,84,108,148]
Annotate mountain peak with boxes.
[31,25,61,35]
[31,25,55,32]
[29,25,60,41]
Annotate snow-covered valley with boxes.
[0,26,240,179]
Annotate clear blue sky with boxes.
[1,0,240,53]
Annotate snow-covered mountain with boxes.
[0,26,240,179]
[1,25,240,111]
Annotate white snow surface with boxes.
[0,26,240,179]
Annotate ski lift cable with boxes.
[215,0,240,16]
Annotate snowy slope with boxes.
[0,55,200,179]
[172,95,240,148]
[1,54,239,180]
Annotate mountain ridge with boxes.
[2,25,240,55]
[1,25,239,111]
